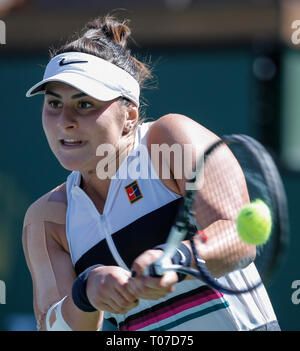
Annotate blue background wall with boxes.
[0,47,299,330]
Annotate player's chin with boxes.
[56,154,91,172]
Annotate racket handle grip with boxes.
[144,258,165,277]
[147,263,163,278]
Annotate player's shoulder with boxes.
[23,182,67,228]
[148,113,193,131]
[147,113,217,145]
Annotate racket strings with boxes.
[192,135,287,291]
[190,143,255,280]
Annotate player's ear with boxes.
[123,101,139,133]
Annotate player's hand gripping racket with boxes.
[145,134,289,295]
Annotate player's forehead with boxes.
[45,82,85,98]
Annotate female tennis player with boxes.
[22,15,280,331]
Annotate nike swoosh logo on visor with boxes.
[59,58,88,66]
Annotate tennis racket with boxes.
[145,134,289,295]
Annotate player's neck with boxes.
[79,134,135,213]
[80,174,111,214]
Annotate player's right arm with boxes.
[22,189,102,331]
[22,187,139,330]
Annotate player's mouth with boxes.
[60,139,86,148]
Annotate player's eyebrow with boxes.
[71,92,87,99]
[45,90,61,98]
[45,90,87,99]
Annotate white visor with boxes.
[26,52,140,107]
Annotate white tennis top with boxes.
[65,122,277,331]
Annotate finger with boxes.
[131,250,164,277]
[116,284,138,304]
[127,277,174,300]
[159,271,179,287]
[143,272,178,290]
[110,289,135,310]
[126,276,147,297]
[100,295,138,315]
[112,298,139,314]
[128,271,176,298]
[134,290,170,300]
[133,282,175,300]
[100,301,121,314]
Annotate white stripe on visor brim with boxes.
[25,52,140,107]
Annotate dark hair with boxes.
[50,15,152,96]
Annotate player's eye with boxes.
[48,100,63,109]
[77,100,93,109]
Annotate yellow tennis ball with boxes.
[237,199,272,245]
